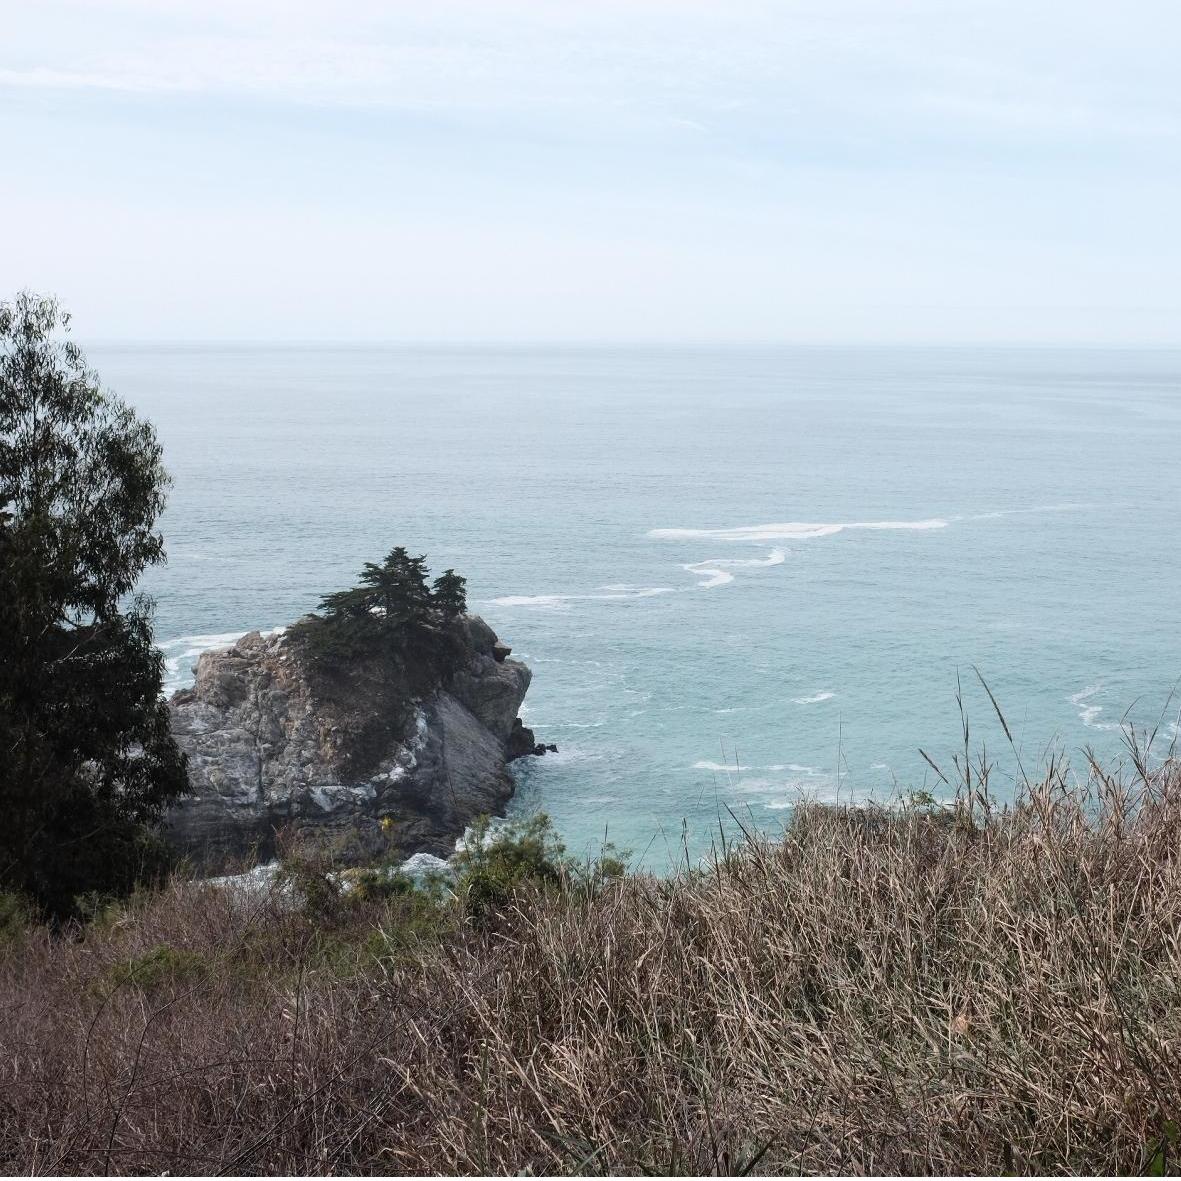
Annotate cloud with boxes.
[3,0,1178,147]
[3,0,1181,342]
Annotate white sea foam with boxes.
[792,691,835,705]
[693,760,820,775]
[681,547,786,589]
[652,506,1089,545]
[651,518,948,589]
[763,783,877,809]
[733,777,778,793]
[490,585,674,609]
[159,627,286,694]
[206,860,282,894]
[1069,684,1120,731]
[650,518,949,543]
[490,594,567,608]
[398,852,453,880]
[651,507,1094,591]
[964,503,1093,522]
[518,746,604,767]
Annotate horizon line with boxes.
[80,337,1181,351]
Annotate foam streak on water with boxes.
[650,517,950,543]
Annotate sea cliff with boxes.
[165,614,534,871]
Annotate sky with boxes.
[2,0,1180,344]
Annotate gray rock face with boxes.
[165,616,533,871]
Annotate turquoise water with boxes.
[91,345,1181,868]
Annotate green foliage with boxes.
[288,547,469,678]
[365,888,457,962]
[277,838,441,927]
[344,867,418,903]
[0,891,31,947]
[432,568,468,619]
[270,838,457,971]
[73,890,128,932]
[107,945,207,992]
[1146,1121,1180,1176]
[275,840,348,924]
[585,841,630,886]
[453,813,569,920]
[0,293,187,922]
[359,547,432,627]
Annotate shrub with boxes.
[0,891,30,947]
[274,836,349,924]
[365,889,456,962]
[452,812,568,920]
[107,945,207,992]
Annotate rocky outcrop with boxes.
[165,615,535,872]
[507,719,559,760]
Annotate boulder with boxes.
[506,717,538,761]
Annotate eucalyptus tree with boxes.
[0,293,186,919]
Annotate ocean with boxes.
[90,344,1181,868]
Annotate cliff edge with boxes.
[165,614,533,871]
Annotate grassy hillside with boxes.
[3,752,1180,1175]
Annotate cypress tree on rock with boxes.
[433,568,468,620]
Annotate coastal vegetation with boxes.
[286,547,472,730]
[3,750,1180,1175]
[289,547,468,674]
[0,293,186,921]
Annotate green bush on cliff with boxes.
[0,293,187,922]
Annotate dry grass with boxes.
[4,750,1181,1175]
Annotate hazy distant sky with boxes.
[3,1,1179,343]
